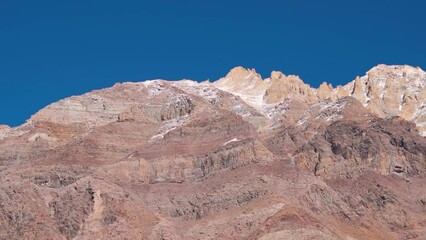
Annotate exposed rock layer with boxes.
[0,64,425,239]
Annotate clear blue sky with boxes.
[1,0,425,126]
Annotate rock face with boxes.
[0,64,425,240]
[349,65,426,136]
[213,65,426,136]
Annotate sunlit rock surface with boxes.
[0,65,425,239]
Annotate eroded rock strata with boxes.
[0,65,425,239]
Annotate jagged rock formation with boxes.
[213,64,426,136]
[0,64,425,240]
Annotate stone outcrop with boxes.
[264,72,317,104]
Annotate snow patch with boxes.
[231,104,252,117]
[377,80,386,89]
[315,100,347,122]
[143,80,166,98]
[238,94,265,111]
[174,82,221,106]
[150,116,187,140]
[265,100,291,119]
[297,115,309,126]
[399,94,406,111]
[223,138,239,146]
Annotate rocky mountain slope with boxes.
[0,64,425,240]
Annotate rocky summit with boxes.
[0,64,425,240]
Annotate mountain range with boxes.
[0,64,425,239]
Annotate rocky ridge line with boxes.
[213,65,425,136]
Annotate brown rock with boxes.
[0,64,425,239]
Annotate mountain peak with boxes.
[213,67,267,103]
[368,64,424,72]
[225,66,260,80]
[345,64,426,135]
[270,70,286,80]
